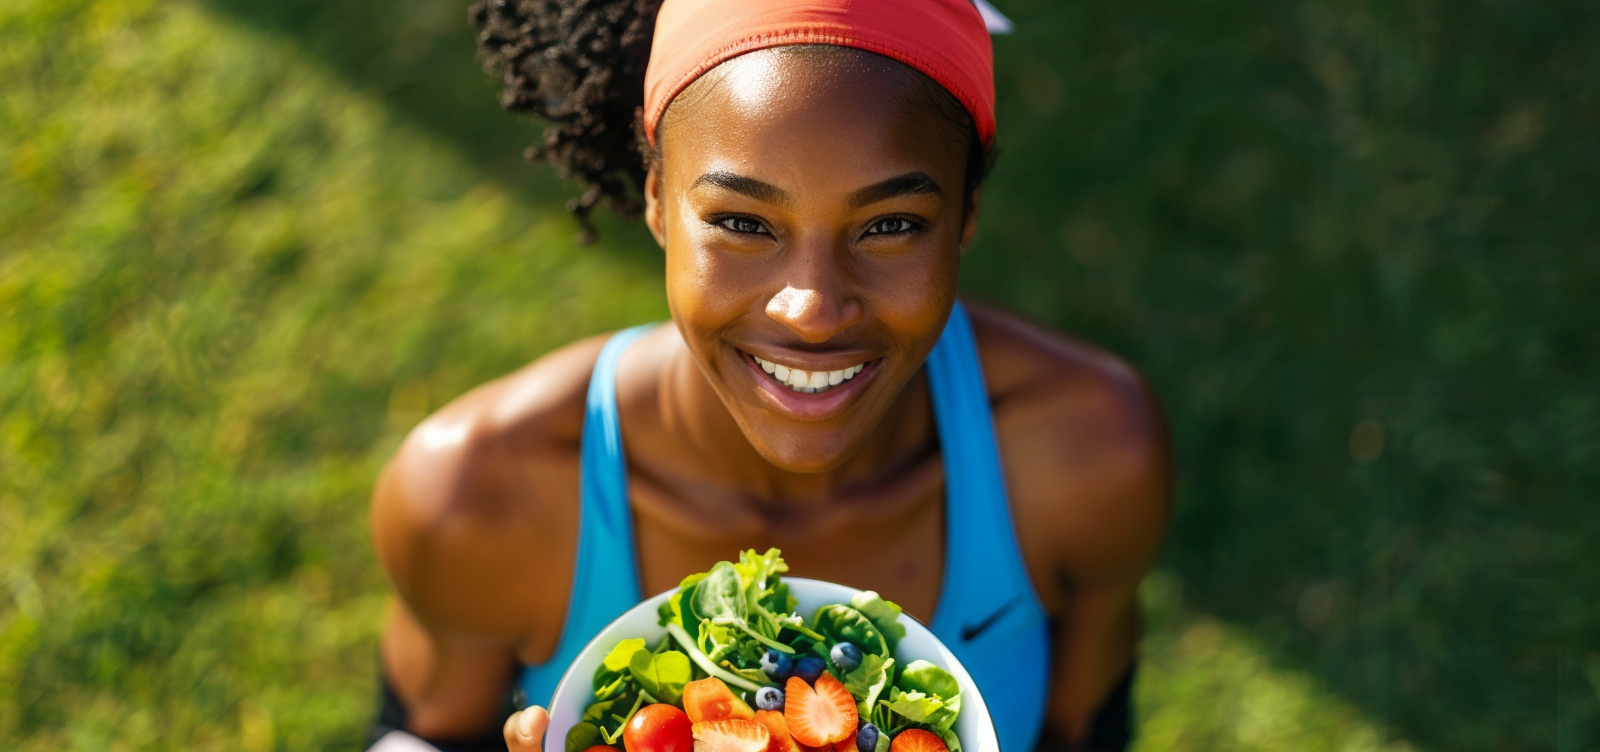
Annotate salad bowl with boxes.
[546,577,1000,752]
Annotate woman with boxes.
[368,1,1170,751]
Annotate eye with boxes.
[864,217,921,236]
[715,216,770,235]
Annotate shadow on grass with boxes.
[198,0,1600,750]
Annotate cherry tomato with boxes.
[623,703,694,752]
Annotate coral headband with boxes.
[642,0,996,148]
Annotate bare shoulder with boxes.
[370,334,611,651]
[966,302,1172,606]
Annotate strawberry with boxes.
[783,673,858,747]
[889,730,947,752]
[692,720,770,752]
[831,731,857,752]
[753,710,808,752]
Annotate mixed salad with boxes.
[564,550,965,752]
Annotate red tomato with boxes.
[624,703,694,752]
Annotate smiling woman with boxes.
[368,2,1170,752]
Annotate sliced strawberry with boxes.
[783,673,858,747]
[831,731,857,752]
[889,730,947,752]
[693,720,770,752]
[753,710,807,752]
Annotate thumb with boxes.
[503,706,550,752]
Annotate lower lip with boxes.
[741,352,880,421]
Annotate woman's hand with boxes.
[503,706,550,752]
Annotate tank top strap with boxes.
[518,324,654,707]
[924,301,1047,639]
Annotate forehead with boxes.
[656,47,968,188]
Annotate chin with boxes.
[743,427,860,475]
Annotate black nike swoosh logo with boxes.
[960,596,1022,642]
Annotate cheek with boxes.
[858,244,961,341]
[663,227,764,332]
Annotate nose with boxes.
[765,249,864,343]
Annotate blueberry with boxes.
[761,649,794,680]
[793,655,826,684]
[755,686,786,711]
[856,724,880,752]
[830,642,863,671]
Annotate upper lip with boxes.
[737,347,878,372]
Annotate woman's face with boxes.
[646,48,979,474]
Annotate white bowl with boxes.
[547,578,999,752]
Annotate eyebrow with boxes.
[691,170,791,206]
[848,172,945,208]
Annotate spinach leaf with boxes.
[630,649,691,706]
[565,722,601,752]
[848,592,906,652]
[811,604,888,656]
[693,562,747,622]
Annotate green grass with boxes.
[1,0,1596,750]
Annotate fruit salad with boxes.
[563,550,965,752]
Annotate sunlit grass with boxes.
[4,0,1596,749]
[1,1,663,748]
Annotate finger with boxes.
[504,706,550,752]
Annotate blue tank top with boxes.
[519,301,1051,752]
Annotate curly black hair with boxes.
[469,0,992,242]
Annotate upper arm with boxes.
[974,306,1171,745]
[370,412,552,738]
[369,338,605,738]
[1026,367,1169,746]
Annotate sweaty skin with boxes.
[372,48,1170,752]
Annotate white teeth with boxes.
[752,355,870,394]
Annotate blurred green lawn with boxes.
[1,0,1595,750]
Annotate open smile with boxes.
[737,349,882,420]
[751,355,868,394]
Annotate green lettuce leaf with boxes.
[812,604,889,656]
[839,654,894,717]
[849,592,907,652]
[882,686,960,735]
[630,649,691,706]
[883,689,946,724]
[898,660,960,702]
[734,548,787,589]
